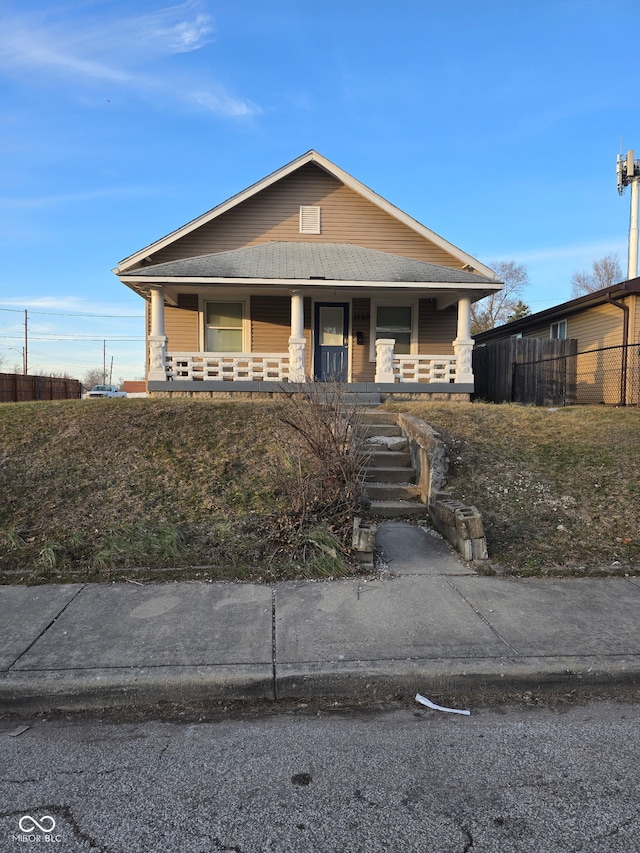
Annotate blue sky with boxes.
[0,0,638,381]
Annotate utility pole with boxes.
[103,340,106,384]
[617,149,640,279]
[23,310,28,375]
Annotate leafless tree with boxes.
[83,368,107,390]
[471,260,530,334]
[570,253,623,298]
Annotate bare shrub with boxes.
[276,381,370,557]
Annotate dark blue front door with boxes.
[314,303,349,381]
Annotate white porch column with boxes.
[288,290,306,382]
[290,290,304,339]
[453,295,474,384]
[148,285,168,381]
[375,339,396,383]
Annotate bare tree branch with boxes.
[570,253,623,297]
[471,260,530,334]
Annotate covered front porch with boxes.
[144,284,476,400]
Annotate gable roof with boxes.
[115,150,499,280]
[475,277,640,342]
[119,242,499,288]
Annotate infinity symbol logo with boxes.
[19,815,56,833]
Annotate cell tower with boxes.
[617,149,640,279]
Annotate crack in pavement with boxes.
[8,586,87,671]
[271,585,277,701]
[2,804,121,853]
[445,578,521,655]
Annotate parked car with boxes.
[86,384,127,398]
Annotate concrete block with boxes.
[429,496,488,565]
[352,517,377,564]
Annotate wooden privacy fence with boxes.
[0,373,82,403]
[473,338,578,405]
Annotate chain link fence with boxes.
[512,344,640,407]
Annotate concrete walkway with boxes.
[2,524,640,713]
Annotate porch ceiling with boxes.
[118,242,502,297]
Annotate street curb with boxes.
[2,656,640,714]
[0,665,273,714]
[276,656,640,700]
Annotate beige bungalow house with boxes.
[114,151,503,400]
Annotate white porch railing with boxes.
[393,354,458,383]
[164,351,462,384]
[166,352,290,381]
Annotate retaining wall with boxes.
[396,412,488,562]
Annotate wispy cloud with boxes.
[0,185,163,210]
[0,2,261,117]
[189,88,260,118]
[0,295,143,317]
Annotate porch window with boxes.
[206,302,244,351]
[374,305,412,354]
[550,319,567,340]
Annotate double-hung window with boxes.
[550,319,567,340]
[373,305,413,356]
[206,302,244,352]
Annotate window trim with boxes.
[369,299,418,361]
[550,319,567,340]
[203,299,248,353]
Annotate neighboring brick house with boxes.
[114,150,503,401]
[121,381,147,396]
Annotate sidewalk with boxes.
[2,522,640,714]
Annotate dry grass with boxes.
[3,398,639,583]
[385,401,640,574]
[0,398,363,584]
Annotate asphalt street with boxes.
[1,700,639,852]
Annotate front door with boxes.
[314,303,349,381]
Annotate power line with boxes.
[0,307,141,318]
[18,349,128,366]
[0,334,144,341]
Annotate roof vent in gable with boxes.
[300,205,321,235]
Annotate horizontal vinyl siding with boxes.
[568,303,627,349]
[418,300,456,354]
[352,298,374,382]
[250,296,290,352]
[144,163,467,269]
[166,305,199,351]
[519,302,630,350]
[522,322,556,339]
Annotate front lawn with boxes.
[386,402,640,574]
[0,398,360,584]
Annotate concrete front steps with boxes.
[359,410,425,518]
[342,391,382,407]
